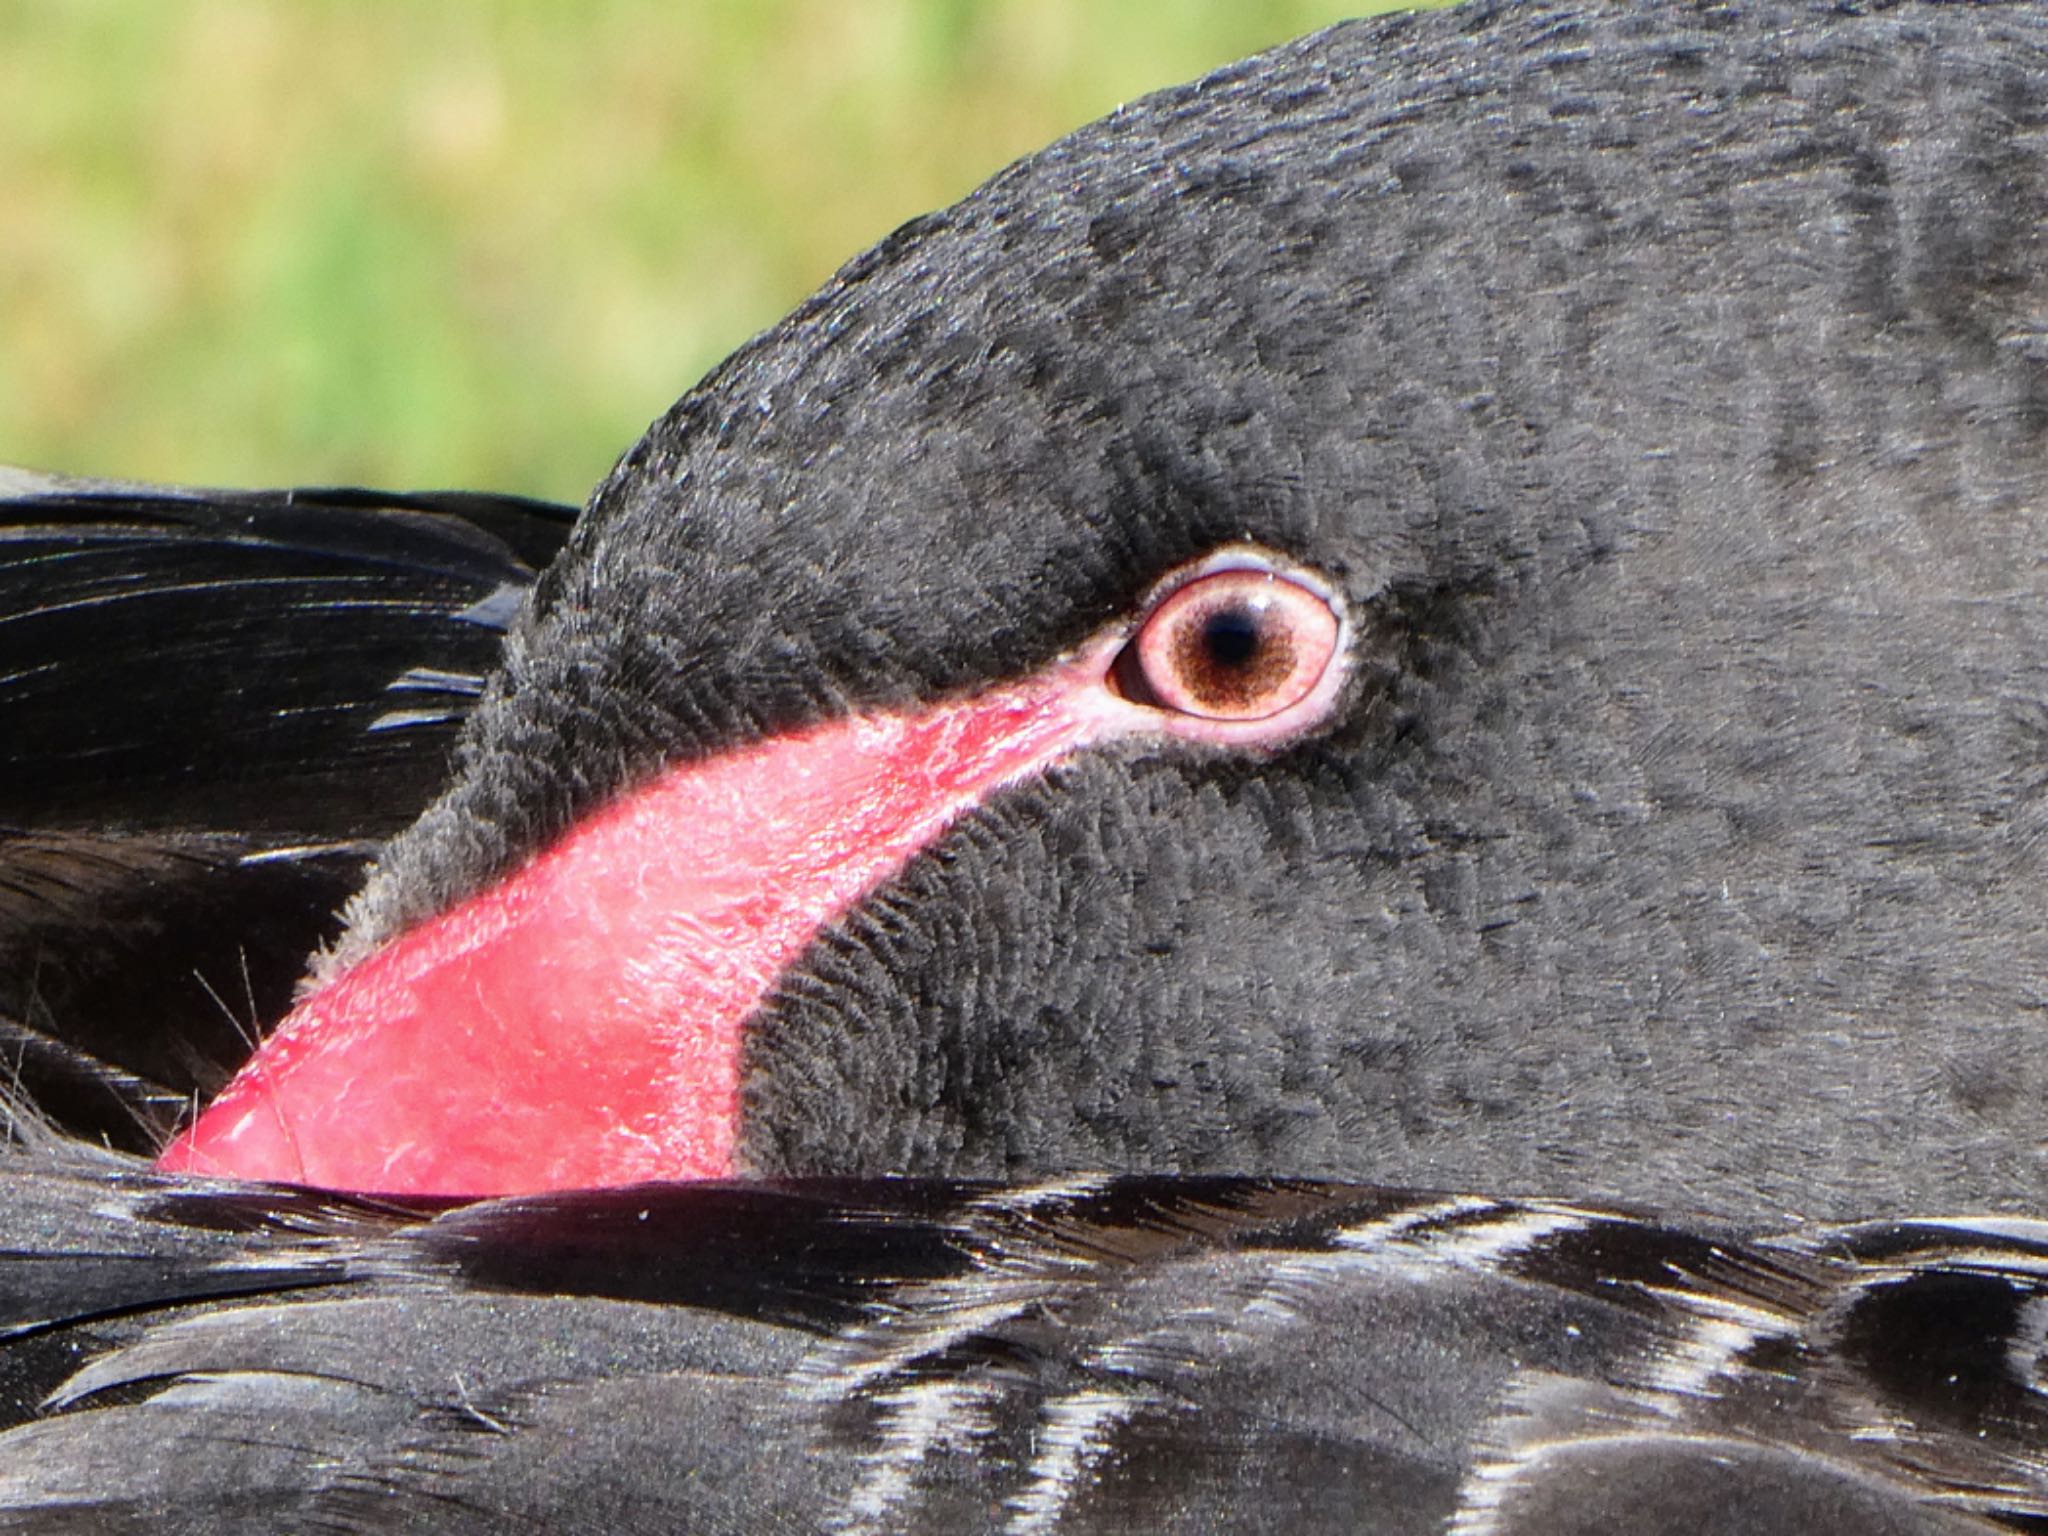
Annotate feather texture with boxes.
[0,483,573,1149]
[0,1159,2040,1533]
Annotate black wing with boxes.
[0,477,575,1151]
[0,1156,2039,1534]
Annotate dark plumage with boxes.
[3,0,2048,1527]
[0,480,572,1149]
[2,1157,2046,1533]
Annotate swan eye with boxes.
[1117,562,1342,723]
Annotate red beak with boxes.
[160,636,1138,1195]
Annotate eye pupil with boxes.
[1172,600,1296,710]
[1202,607,1262,669]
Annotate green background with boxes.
[2,2,1422,503]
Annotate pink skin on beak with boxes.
[158,555,1350,1196]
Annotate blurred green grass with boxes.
[0,2,1423,503]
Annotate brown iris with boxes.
[1116,564,1340,722]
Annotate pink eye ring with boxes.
[1114,556,1344,725]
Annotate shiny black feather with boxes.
[0,480,573,1149]
[0,1160,2041,1533]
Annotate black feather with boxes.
[0,483,573,1149]
[0,1163,2042,1533]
